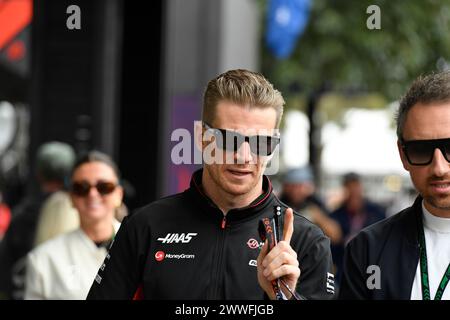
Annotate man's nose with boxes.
[430,148,450,177]
[235,141,255,164]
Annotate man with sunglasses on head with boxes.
[339,71,450,300]
[87,69,334,300]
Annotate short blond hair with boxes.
[202,69,285,128]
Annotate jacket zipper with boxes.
[210,215,227,298]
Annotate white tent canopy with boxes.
[282,108,407,176]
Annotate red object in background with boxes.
[177,167,191,193]
[6,39,25,61]
[0,0,33,50]
[0,203,12,237]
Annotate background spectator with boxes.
[330,172,386,287]
[279,167,342,244]
[0,141,75,299]
[25,150,122,300]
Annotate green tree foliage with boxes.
[261,0,450,102]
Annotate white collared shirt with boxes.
[410,202,450,300]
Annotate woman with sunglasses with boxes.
[24,151,123,299]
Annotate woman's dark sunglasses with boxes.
[401,137,450,165]
[203,122,280,156]
[71,181,117,197]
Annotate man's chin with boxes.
[222,182,253,196]
[426,196,450,211]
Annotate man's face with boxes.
[345,181,363,199]
[203,101,278,197]
[283,182,313,204]
[399,102,450,216]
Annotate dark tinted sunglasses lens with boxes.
[215,129,280,156]
[441,140,450,162]
[210,129,225,150]
[268,137,280,155]
[222,130,244,152]
[72,182,90,196]
[406,142,434,164]
[96,182,116,195]
[251,136,279,156]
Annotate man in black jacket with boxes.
[87,69,334,300]
[339,71,450,300]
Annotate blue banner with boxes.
[266,0,310,59]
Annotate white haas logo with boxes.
[157,233,198,244]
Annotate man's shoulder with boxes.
[330,205,347,219]
[127,192,190,223]
[294,210,325,239]
[350,204,416,246]
[364,200,386,217]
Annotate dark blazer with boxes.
[339,196,423,299]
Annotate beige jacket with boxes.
[25,220,120,300]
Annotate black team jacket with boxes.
[339,196,424,299]
[87,169,334,300]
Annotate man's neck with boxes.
[80,216,114,243]
[423,200,450,219]
[201,172,264,215]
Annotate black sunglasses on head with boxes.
[71,181,117,197]
[203,122,280,156]
[401,137,450,165]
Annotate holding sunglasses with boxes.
[71,181,118,197]
[203,122,280,156]
[401,137,450,165]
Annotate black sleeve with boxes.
[87,214,149,300]
[0,234,13,299]
[295,229,335,300]
[338,234,370,299]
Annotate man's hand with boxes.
[257,208,301,300]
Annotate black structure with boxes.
[29,0,163,210]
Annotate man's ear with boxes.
[397,140,410,171]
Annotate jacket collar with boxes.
[396,195,422,299]
[186,169,275,225]
[407,195,423,246]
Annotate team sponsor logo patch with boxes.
[327,272,335,294]
[155,251,165,261]
[247,238,264,250]
[249,260,257,267]
[154,250,195,261]
[157,233,198,244]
